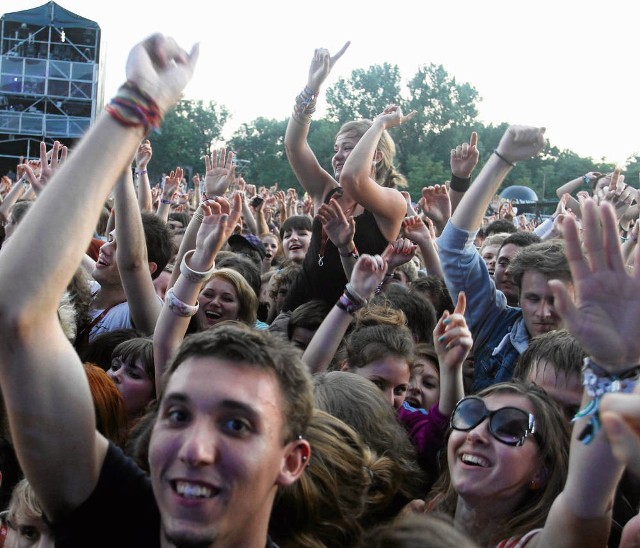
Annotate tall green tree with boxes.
[148,99,229,183]
[325,63,403,124]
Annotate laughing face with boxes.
[197,277,241,328]
[149,357,301,546]
[282,228,310,263]
[447,393,544,511]
[92,230,122,286]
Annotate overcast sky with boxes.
[4,0,640,168]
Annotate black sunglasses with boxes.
[450,396,540,447]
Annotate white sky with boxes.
[4,0,640,166]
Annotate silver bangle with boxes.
[165,287,199,317]
[180,250,215,283]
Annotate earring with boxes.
[528,479,540,490]
[302,455,308,462]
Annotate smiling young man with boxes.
[0,33,313,548]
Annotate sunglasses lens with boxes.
[491,408,530,445]
[452,397,486,430]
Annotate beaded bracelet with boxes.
[165,287,199,317]
[335,293,362,315]
[180,250,215,283]
[573,357,640,444]
[105,81,162,135]
[136,169,148,176]
[493,149,516,168]
[161,198,172,205]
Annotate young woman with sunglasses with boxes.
[415,197,636,546]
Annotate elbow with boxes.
[339,170,364,195]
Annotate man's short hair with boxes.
[499,231,541,252]
[141,212,173,280]
[484,219,517,236]
[287,300,332,341]
[163,322,313,443]
[508,239,571,290]
[513,329,587,383]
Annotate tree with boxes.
[148,99,229,184]
[325,63,403,124]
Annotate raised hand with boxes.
[307,42,350,92]
[135,139,152,170]
[400,190,418,216]
[162,167,182,203]
[203,147,236,197]
[190,193,243,271]
[349,252,389,300]
[384,237,417,272]
[374,104,417,130]
[434,292,472,372]
[420,185,451,235]
[24,140,67,194]
[316,197,355,250]
[495,125,546,164]
[450,131,480,179]
[549,199,640,371]
[125,33,199,115]
[403,215,435,247]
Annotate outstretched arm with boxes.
[537,199,638,547]
[0,33,198,521]
[113,164,164,335]
[284,43,349,208]
[153,194,241,395]
[134,139,153,211]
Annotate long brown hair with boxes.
[425,381,570,546]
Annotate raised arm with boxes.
[451,126,545,232]
[433,292,471,416]
[538,199,639,547]
[448,131,480,213]
[284,43,349,207]
[153,194,241,395]
[134,139,153,211]
[113,165,164,335]
[0,33,198,521]
[403,214,443,278]
[339,105,413,241]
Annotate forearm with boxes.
[417,240,444,278]
[438,367,464,417]
[450,154,512,232]
[302,304,352,374]
[168,207,202,289]
[340,119,385,197]
[256,207,269,236]
[242,199,258,234]
[556,176,585,198]
[135,170,153,211]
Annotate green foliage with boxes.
[325,63,402,124]
[148,99,229,184]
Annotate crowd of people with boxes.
[0,34,639,548]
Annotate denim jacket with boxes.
[437,221,529,391]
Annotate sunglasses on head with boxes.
[450,396,540,447]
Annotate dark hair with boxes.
[409,275,454,320]
[79,328,147,371]
[287,299,332,341]
[112,337,155,380]
[499,231,541,251]
[508,239,571,290]
[372,284,437,344]
[167,211,191,229]
[163,322,313,443]
[484,218,517,236]
[279,215,312,241]
[140,212,173,280]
